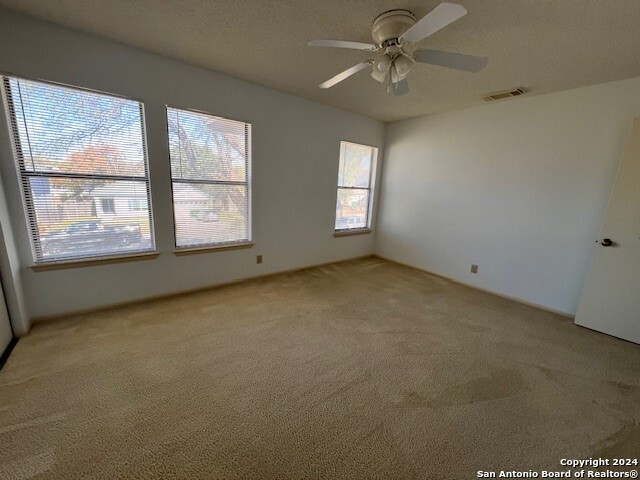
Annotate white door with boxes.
[0,279,12,355]
[575,118,640,344]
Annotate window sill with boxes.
[333,229,372,238]
[173,242,254,256]
[30,251,160,272]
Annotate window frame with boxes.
[101,198,116,214]
[334,140,378,234]
[1,74,157,264]
[165,105,253,252]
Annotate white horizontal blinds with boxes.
[2,76,155,262]
[335,141,376,231]
[167,107,251,248]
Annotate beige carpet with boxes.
[0,257,639,479]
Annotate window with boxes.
[127,199,147,211]
[335,141,377,231]
[166,107,251,249]
[101,198,115,214]
[2,76,154,262]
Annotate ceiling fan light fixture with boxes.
[371,68,388,83]
[390,63,410,84]
[390,65,400,84]
[376,54,392,72]
[394,54,413,76]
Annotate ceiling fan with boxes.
[308,2,488,95]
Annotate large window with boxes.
[167,107,251,249]
[335,141,377,231]
[1,76,155,262]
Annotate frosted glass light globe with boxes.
[394,55,413,76]
[376,54,392,72]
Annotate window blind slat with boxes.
[2,76,155,262]
[167,107,252,248]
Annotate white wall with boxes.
[0,10,385,323]
[0,167,29,335]
[376,76,640,316]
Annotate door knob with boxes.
[600,238,613,247]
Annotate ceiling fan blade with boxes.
[308,39,377,51]
[399,2,467,44]
[319,62,371,89]
[393,79,409,96]
[414,49,488,72]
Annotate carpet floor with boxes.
[0,257,639,479]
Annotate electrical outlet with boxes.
[256,255,263,264]
[470,264,478,274]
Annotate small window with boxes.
[127,199,147,211]
[101,198,116,214]
[1,76,155,262]
[335,141,377,231]
[166,107,251,249]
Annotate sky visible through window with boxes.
[11,78,145,171]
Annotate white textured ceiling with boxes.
[1,0,640,122]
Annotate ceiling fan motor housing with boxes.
[372,9,416,45]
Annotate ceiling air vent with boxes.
[482,88,526,102]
